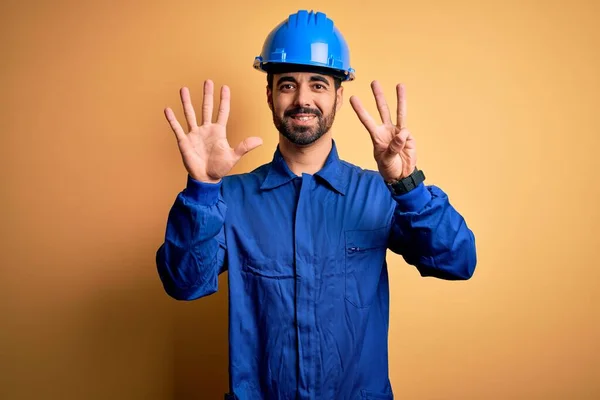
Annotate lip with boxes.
[289,114,317,125]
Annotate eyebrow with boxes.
[309,75,331,86]
[276,75,331,87]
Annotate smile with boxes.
[291,114,316,122]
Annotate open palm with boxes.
[164,80,262,183]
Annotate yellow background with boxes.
[2,0,599,399]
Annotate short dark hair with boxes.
[265,63,343,90]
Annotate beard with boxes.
[272,99,337,146]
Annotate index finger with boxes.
[350,95,378,141]
[216,85,230,126]
[396,84,406,129]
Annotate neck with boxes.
[279,133,333,176]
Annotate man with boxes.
[157,9,476,400]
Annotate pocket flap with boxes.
[242,258,294,279]
[345,226,389,251]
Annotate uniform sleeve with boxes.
[156,176,227,300]
[387,183,477,280]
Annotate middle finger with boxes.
[371,80,392,125]
[202,80,214,125]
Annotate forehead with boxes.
[273,71,334,85]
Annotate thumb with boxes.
[234,136,263,159]
[387,129,409,156]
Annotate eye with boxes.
[313,84,326,90]
[279,83,295,91]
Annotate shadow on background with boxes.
[75,243,230,400]
[172,274,229,400]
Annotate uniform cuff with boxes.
[392,183,431,212]
[183,175,222,206]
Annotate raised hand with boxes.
[349,81,417,182]
[164,80,263,183]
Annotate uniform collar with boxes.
[260,140,347,195]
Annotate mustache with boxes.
[284,107,322,118]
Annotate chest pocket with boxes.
[345,226,390,308]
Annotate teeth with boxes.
[295,116,313,121]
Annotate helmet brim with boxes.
[259,62,352,82]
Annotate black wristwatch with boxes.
[386,168,426,195]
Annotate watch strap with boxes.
[387,168,426,195]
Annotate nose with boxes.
[293,84,312,107]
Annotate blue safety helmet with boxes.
[253,10,355,81]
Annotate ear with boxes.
[266,86,273,111]
[335,86,344,111]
